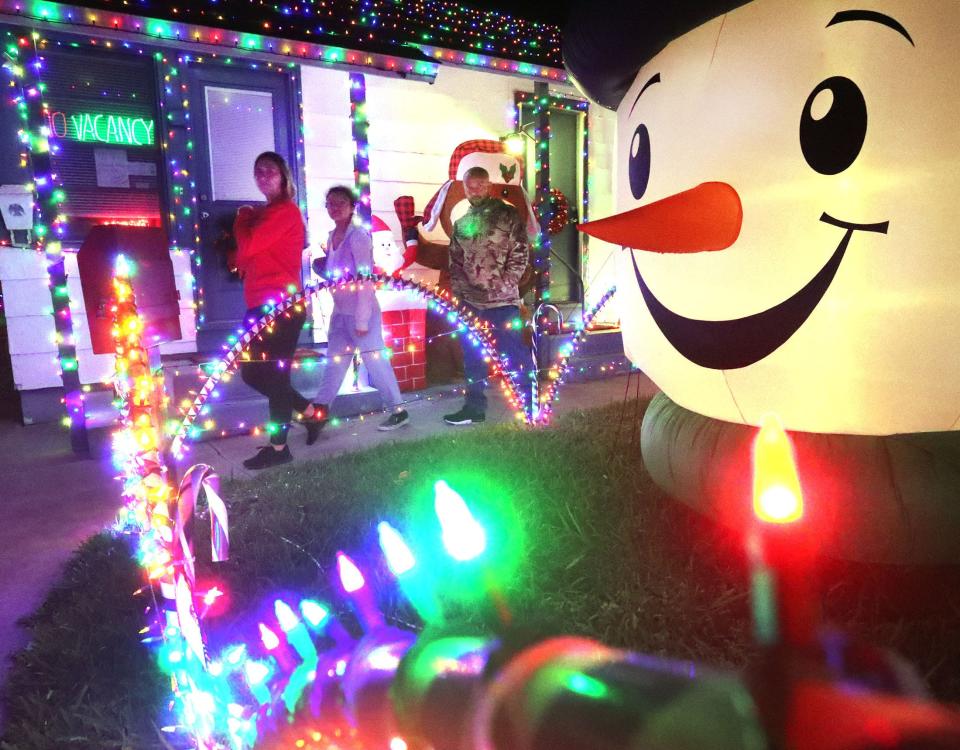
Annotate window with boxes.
[204,87,276,201]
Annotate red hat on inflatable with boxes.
[422,139,538,238]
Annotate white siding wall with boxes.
[300,62,618,326]
[0,62,619,393]
[0,247,196,390]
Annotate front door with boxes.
[189,64,300,350]
[518,100,585,304]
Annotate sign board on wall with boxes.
[46,110,156,147]
[93,149,158,189]
[41,47,163,240]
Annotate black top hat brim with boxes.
[562,0,752,110]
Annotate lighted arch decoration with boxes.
[170,274,618,456]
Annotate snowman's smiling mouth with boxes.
[631,213,889,370]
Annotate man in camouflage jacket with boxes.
[444,166,533,425]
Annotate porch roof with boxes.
[0,0,566,82]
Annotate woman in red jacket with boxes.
[234,151,322,469]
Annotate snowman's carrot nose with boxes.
[578,182,742,253]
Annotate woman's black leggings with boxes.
[240,306,310,445]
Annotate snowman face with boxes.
[607,0,960,435]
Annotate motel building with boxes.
[0,0,620,443]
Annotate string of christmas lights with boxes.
[534,284,618,425]
[170,276,620,449]
[17,0,564,66]
[174,360,632,444]
[514,91,592,302]
[108,260,485,748]
[110,255,224,744]
[0,0,567,82]
[169,273,532,458]
[0,0,440,80]
[157,51,203,322]
[349,72,371,230]
[1,27,89,452]
[530,82,551,316]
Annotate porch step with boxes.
[162,349,390,442]
[77,328,631,440]
[538,326,632,384]
[538,326,624,361]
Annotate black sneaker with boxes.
[303,403,329,446]
[443,407,485,425]
[378,409,410,431]
[243,445,292,470]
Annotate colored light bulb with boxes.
[377,521,416,577]
[244,660,270,686]
[274,599,299,632]
[298,599,330,628]
[434,480,486,561]
[337,552,365,593]
[259,623,280,650]
[752,414,803,524]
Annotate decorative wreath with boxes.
[547,188,569,235]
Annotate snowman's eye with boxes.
[800,76,867,175]
[628,123,651,199]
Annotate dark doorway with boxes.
[188,64,301,351]
[518,98,585,304]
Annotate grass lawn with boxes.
[3,399,959,748]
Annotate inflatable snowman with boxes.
[564,0,960,563]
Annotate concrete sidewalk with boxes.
[0,372,658,729]
[180,375,657,480]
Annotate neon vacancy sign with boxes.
[45,110,156,147]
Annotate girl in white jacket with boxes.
[311,186,409,439]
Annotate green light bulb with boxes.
[434,480,487,562]
[378,521,416,576]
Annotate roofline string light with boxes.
[0,0,567,81]
[0,0,442,80]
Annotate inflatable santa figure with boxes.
[368,214,428,393]
[395,139,539,382]
[565,0,960,563]
[370,214,404,275]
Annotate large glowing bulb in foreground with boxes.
[434,480,487,562]
[752,414,803,525]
